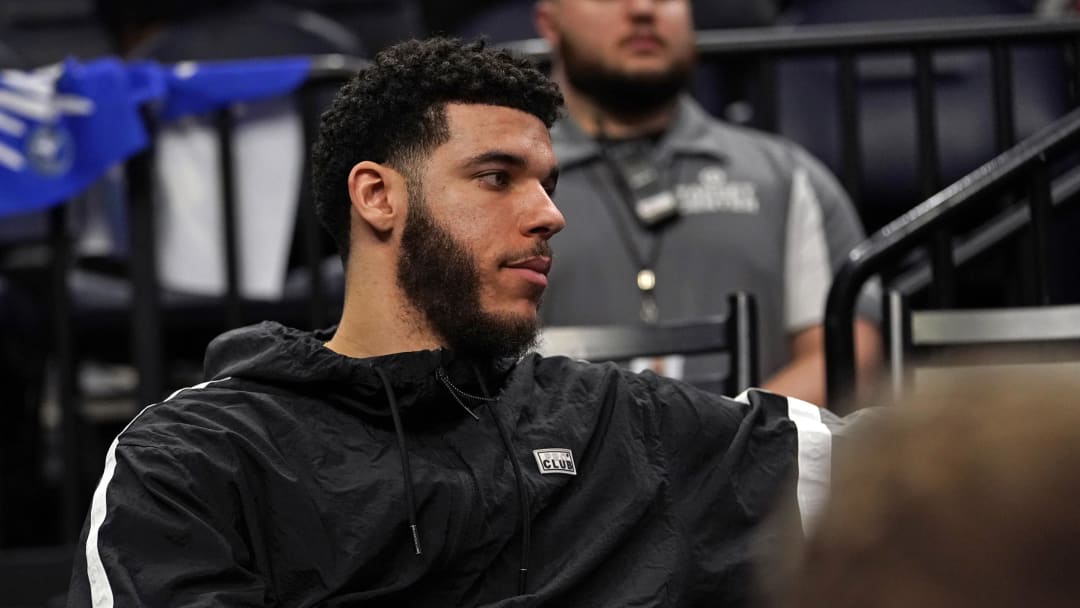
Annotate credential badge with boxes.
[532,448,577,476]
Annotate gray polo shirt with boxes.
[542,96,877,385]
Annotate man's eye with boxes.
[479,172,510,189]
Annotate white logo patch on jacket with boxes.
[676,167,760,215]
[533,448,577,475]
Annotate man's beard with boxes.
[560,36,693,118]
[396,186,546,360]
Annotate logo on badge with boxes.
[532,448,577,475]
[26,124,75,176]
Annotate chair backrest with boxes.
[536,292,759,396]
[885,289,1080,399]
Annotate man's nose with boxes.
[525,188,566,240]
[626,0,658,17]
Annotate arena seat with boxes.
[538,292,759,396]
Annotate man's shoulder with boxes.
[527,352,622,386]
[672,99,809,166]
[524,353,664,407]
[115,377,285,451]
[524,352,749,411]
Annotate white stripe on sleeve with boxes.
[785,396,832,534]
[735,390,833,533]
[85,378,229,608]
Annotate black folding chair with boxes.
[537,292,759,396]
[884,288,1080,400]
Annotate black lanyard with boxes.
[589,132,677,323]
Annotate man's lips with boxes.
[506,256,551,275]
[623,33,664,51]
[504,256,552,287]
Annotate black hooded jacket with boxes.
[68,321,837,607]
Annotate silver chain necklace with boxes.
[436,367,495,421]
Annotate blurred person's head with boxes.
[778,370,1080,608]
[534,0,696,122]
[312,38,565,359]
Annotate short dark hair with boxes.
[311,37,563,263]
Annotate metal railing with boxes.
[824,106,1080,410]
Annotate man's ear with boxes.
[533,0,560,45]
[347,161,405,233]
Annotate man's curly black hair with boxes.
[311,37,564,264]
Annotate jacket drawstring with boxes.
[472,363,531,596]
[374,367,423,556]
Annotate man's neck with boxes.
[324,266,443,359]
[554,70,678,140]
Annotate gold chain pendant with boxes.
[637,268,658,323]
[636,268,656,292]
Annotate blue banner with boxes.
[0,56,313,218]
[155,56,312,121]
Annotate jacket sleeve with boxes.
[624,378,823,604]
[67,440,270,607]
[644,382,801,522]
[651,382,869,534]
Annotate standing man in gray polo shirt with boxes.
[533,0,880,406]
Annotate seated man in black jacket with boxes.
[68,38,844,607]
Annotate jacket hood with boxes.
[203,321,516,425]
